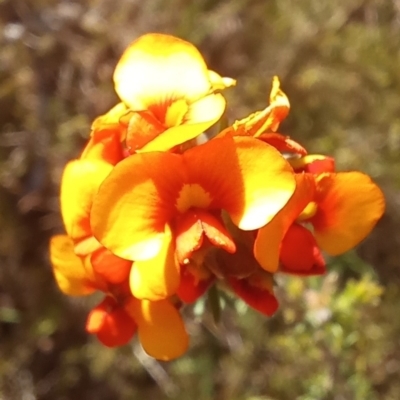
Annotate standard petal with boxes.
[254,173,315,272]
[311,172,385,255]
[125,299,189,361]
[184,136,296,230]
[61,159,113,241]
[91,152,185,260]
[114,33,211,110]
[130,226,180,301]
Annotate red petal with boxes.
[228,272,279,316]
[259,133,307,156]
[88,297,137,347]
[280,223,325,275]
[91,248,132,285]
[176,265,214,303]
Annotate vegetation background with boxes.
[1,0,400,399]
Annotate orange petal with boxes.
[91,152,185,261]
[49,235,96,295]
[130,226,180,301]
[125,298,189,361]
[311,172,385,255]
[280,223,325,275]
[82,102,128,164]
[289,155,335,174]
[125,110,166,153]
[174,209,235,264]
[90,248,132,285]
[184,136,296,230]
[218,76,290,137]
[254,173,315,272]
[88,297,137,347]
[61,159,113,241]
[174,211,204,264]
[114,33,211,110]
[258,133,307,156]
[139,94,226,153]
[228,271,279,316]
[80,133,124,165]
[91,102,128,135]
[176,265,214,303]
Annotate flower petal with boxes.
[259,133,307,156]
[311,172,385,255]
[218,76,290,137]
[184,136,296,230]
[254,173,315,272]
[177,264,214,303]
[91,152,185,260]
[87,297,137,347]
[90,248,132,285]
[114,33,211,110]
[208,70,236,91]
[49,235,96,295]
[61,160,113,241]
[130,226,180,301]
[139,94,226,153]
[280,223,326,275]
[289,155,335,174]
[125,298,189,361]
[228,270,279,316]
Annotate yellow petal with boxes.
[208,70,236,91]
[125,299,189,361]
[114,33,211,110]
[49,235,96,296]
[61,160,113,241]
[130,225,180,301]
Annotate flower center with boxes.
[175,183,212,213]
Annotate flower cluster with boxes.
[49,33,385,361]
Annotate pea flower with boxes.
[91,135,296,301]
[89,33,234,156]
[254,158,385,274]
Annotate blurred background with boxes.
[1,0,400,399]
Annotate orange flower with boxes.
[309,172,385,255]
[254,170,385,273]
[112,33,233,153]
[91,135,296,300]
[49,235,188,359]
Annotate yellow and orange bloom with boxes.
[113,33,233,153]
[91,135,296,300]
[49,32,385,360]
[254,167,385,274]
[50,235,188,359]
